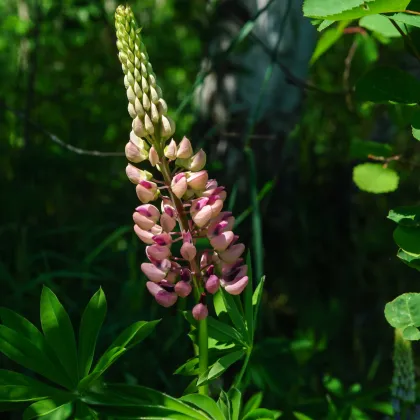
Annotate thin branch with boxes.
[389,19,420,63]
[1,101,124,157]
[343,39,360,110]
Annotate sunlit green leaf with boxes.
[23,398,73,420]
[353,163,399,193]
[359,15,401,37]
[388,206,420,226]
[181,394,224,420]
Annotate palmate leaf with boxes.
[197,350,246,386]
[78,320,160,390]
[40,287,79,387]
[181,394,224,420]
[241,392,263,418]
[23,397,74,420]
[0,308,73,389]
[78,288,107,377]
[0,326,70,389]
[228,388,241,420]
[82,384,209,420]
[0,370,68,404]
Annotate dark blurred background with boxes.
[1,0,419,418]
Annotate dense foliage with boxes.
[3,0,420,418]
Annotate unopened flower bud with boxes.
[155,290,178,307]
[171,173,188,198]
[133,116,147,137]
[180,242,197,261]
[189,149,206,171]
[161,115,175,138]
[186,170,208,190]
[177,136,193,159]
[149,146,159,166]
[136,180,158,203]
[144,114,154,134]
[192,303,208,321]
[128,103,137,118]
[126,164,152,184]
[175,281,192,298]
[164,139,177,160]
[125,141,148,163]
[205,275,220,294]
[157,98,168,115]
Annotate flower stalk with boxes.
[115,4,249,394]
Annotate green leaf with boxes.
[244,253,254,342]
[218,390,231,420]
[213,290,228,317]
[74,401,98,420]
[197,350,245,386]
[174,356,200,376]
[252,276,265,325]
[310,21,349,65]
[78,347,126,390]
[78,288,107,377]
[228,388,241,420]
[402,325,420,340]
[303,0,371,17]
[0,308,72,388]
[207,317,245,345]
[353,163,399,193]
[317,20,334,31]
[304,0,410,20]
[242,408,282,420]
[355,67,420,104]
[221,291,248,343]
[181,394,224,420]
[359,15,401,37]
[0,326,69,388]
[241,393,263,418]
[411,108,420,140]
[294,413,314,420]
[385,293,420,340]
[0,370,66,403]
[391,12,420,29]
[23,398,74,420]
[388,206,420,226]
[349,139,393,159]
[397,249,420,270]
[394,225,420,253]
[40,287,79,386]
[85,384,209,420]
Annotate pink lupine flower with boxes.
[141,259,171,282]
[188,149,206,171]
[146,245,171,261]
[171,173,188,198]
[219,243,245,264]
[221,261,249,295]
[134,225,161,244]
[210,231,234,252]
[180,242,196,261]
[152,232,172,246]
[146,282,178,307]
[149,146,159,166]
[192,302,208,320]
[160,212,176,232]
[136,180,158,203]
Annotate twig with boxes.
[1,101,124,157]
[389,19,420,63]
[343,39,360,110]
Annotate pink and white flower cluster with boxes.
[126,135,248,320]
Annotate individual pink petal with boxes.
[210,231,234,252]
[153,232,172,246]
[189,149,206,171]
[133,212,155,230]
[209,199,223,218]
[141,262,167,282]
[207,213,235,238]
[146,281,162,297]
[160,213,176,232]
[171,173,188,198]
[134,225,155,244]
[187,170,208,190]
[192,303,208,320]
[219,243,245,263]
[146,245,171,261]
[224,276,248,295]
[205,275,220,294]
[180,242,197,261]
[192,206,213,228]
[175,281,192,298]
[135,204,160,222]
[155,290,178,307]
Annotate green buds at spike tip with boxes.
[115,5,175,146]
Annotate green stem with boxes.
[159,157,209,395]
[198,317,209,395]
[232,347,252,389]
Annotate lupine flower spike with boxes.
[115,5,248,320]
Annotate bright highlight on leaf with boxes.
[353,163,399,193]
